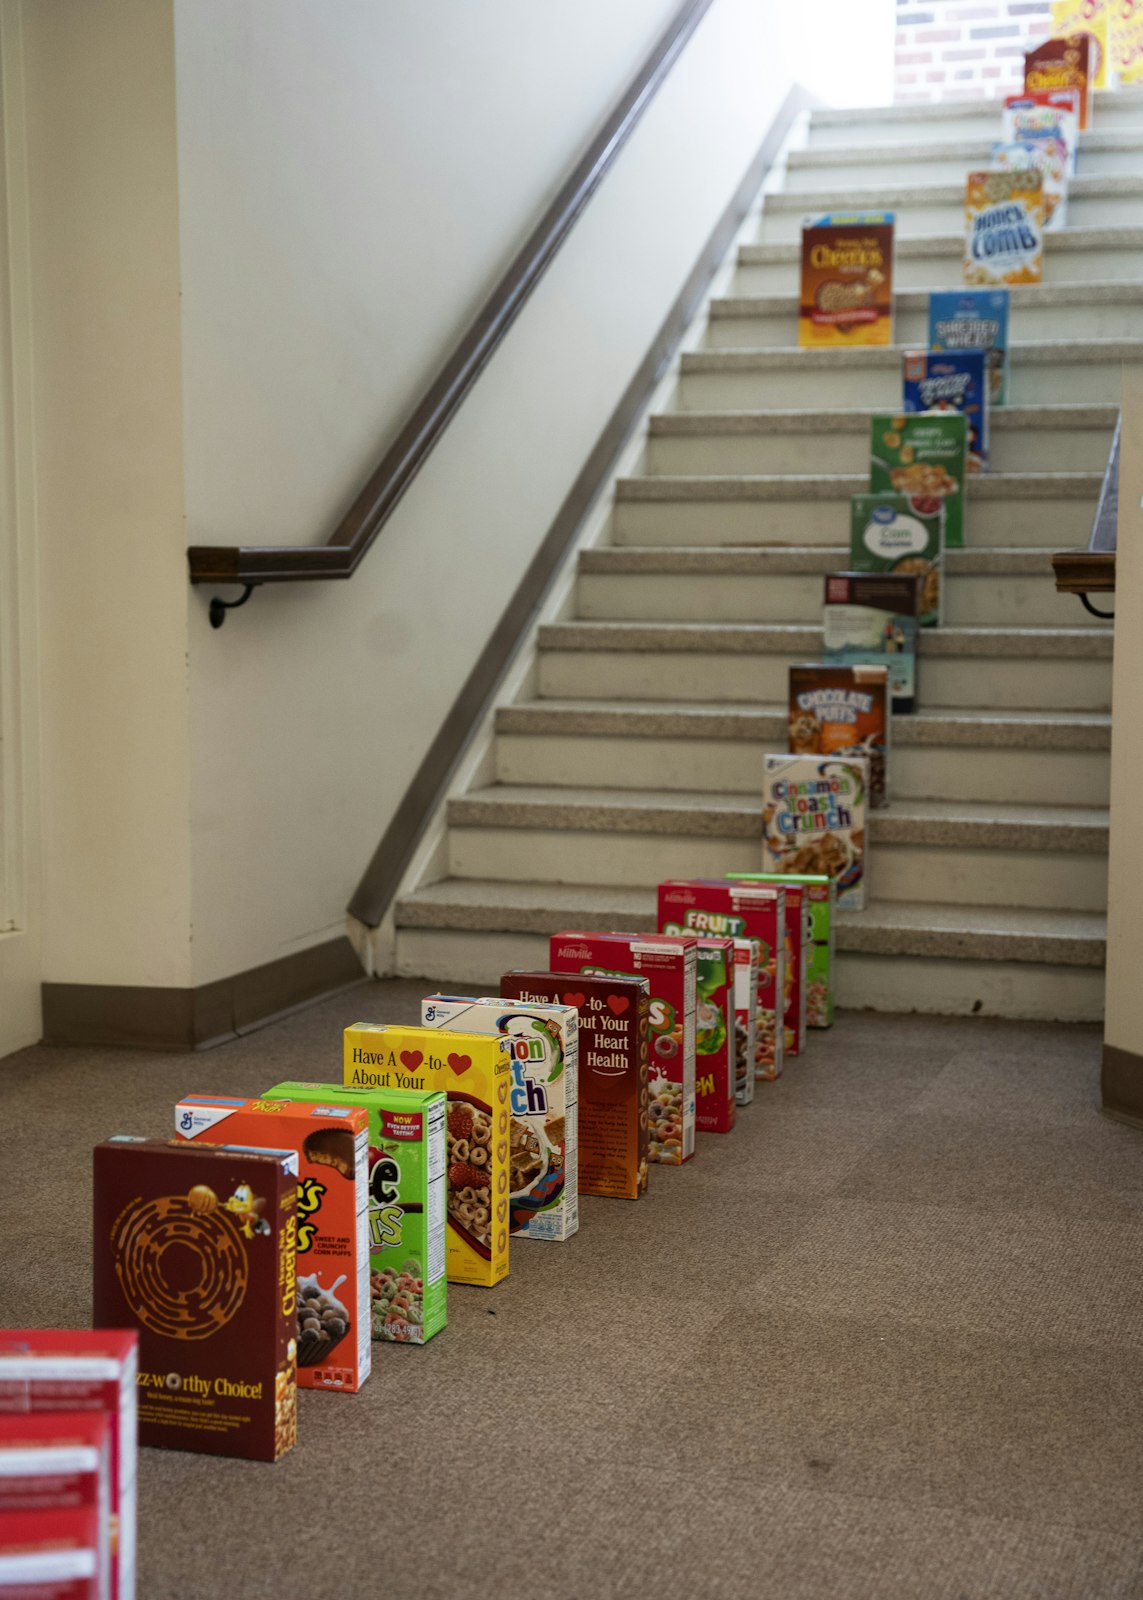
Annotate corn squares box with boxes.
[732,938,759,1104]
[991,138,1068,231]
[849,495,942,628]
[266,1080,447,1343]
[824,571,921,712]
[789,662,891,810]
[870,411,967,550]
[728,873,836,1028]
[0,1332,136,1600]
[798,213,895,346]
[964,168,1045,287]
[1113,1,1143,83]
[658,881,786,1081]
[420,995,579,1242]
[1026,33,1095,125]
[903,348,989,473]
[175,1095,371,1390]
[551,932,697,1164]
[342,1025,511,1288]
[928,289,1010,408]
[0,1414,112,1600]
[695,937,736,1134]
[763,755,869,911]
[92,1139,298,1464]
[1050,0,1110,86]
[0,1506,103,1600]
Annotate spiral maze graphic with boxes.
[114,1196,248,1340]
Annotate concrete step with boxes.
[705,282,1143,348]
[734,227,1143,291]
[676,338,1139,408]
[535,621,1113,711]
[787,130,1143,188]
[646,404,1117,476]
[611,471,1099,548]
[756,175,1143,243]
[576,545,1105,630]
[392,881,1107,1021]
[804,88,1143,147]
[493,700,1112,807]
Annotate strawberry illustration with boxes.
[448,1161,490,1190]
[447,1107,474,1142]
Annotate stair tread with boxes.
[681,339,1139,369]
[740,226,1143,263]
[580,544,1063,574]
[710,283,1143,314]
[767,175,1143,209]
[649,404,1118,433]
[538,620,1114,657]
[809,88,1141,124]
[614,472,1100,500]
[789,131,1143,164]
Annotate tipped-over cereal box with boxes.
[658,880,786,1081]
[964,168,1045,286]
[420,995,579,1242]
[266,1080,447,1344]
[928,289,1010,408]
[763,755,869,911]
[731,938,760,1104]
[92,1139,298,1463]
[824,571,921,712]
[789,662,891,810]
[728,873,836,1029]
[1025,33,1095,125]
[342,1025,511,1288]
[695,937,737,1134]
[0,1331,136,1600]
[502,971,649,1200]
[175,1095,371,1390]
[1050,0,1109,86]
[903,348,989,473]
[551,932,697,1165]
[798,212,895,347]
[869,410,967,550]
[849,496,942,630]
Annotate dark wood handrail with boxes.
[1052,413,1118,608]
[187,0,715,593]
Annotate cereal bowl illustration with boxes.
[296,1271,351,1367]
[648,1074,684,1162]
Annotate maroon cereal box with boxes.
[696,936,737,1135]
[550,932,697,1166]
[0,1507,102,1600]
[93,1139,298,1463]
[0,1331,136,1600]
[733,939,760,1107]
[502,971,649,1200]
[659,880,786,1081]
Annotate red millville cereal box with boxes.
[0,1414,111,1600]
[0,1331,136,1600]
[659,880,787,1081]
[551,932,697,1166]
[175,1095,371,1394]
[695,936,737,1134]
[0,1507,102,1600]
[502,972,650,1200]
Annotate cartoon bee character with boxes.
[224,1182,270,1239]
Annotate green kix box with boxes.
[267,1080,447,1346]
[726,874,836,1028]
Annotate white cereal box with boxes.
[732,938,759,1107]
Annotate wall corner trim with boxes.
[1101,1042,1143,1129]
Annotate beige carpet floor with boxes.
[2,982,1141,1600]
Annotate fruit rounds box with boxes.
[551,932,697,1165]
[342,1025,512,1289]
[658,881,786,1081]
[732,939,759,1106]
[175,1095,371,1391]
[729,873,836,1029]
[421,995,579,1242]
[267,1081,447,1344]
[0,1413,112,1599]
[92,1139,298,1464]
[695,937,736,1134]
[0,1506,103,1600]
[0,1331,136,1600]
[501,971,649,1200]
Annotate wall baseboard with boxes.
[41,936,366,1052]
[1101,1042,1143,1128]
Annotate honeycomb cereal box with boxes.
[798,212,895,346]
[1025,33,1095,125]
[266,1081,447,1344]
[175,1095,371,1390]
[869,411,967,550]
[1050,0,1109,87]
[729,873,837,1029]
[658,881,786,1081]
[502,971,649,1200]
[763,755,869,912]
[551,932,697,1165]
[420,994,579,1242]
[732,939,759,1105]
[342,1025,511,1288]
[695,937,736,1134]
[965,168,1045,287]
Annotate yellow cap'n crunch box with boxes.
[343,1024,511,1288]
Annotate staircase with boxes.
[392,88,1143,1023]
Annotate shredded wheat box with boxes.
[175,1095,371,1390]
[928,289,1010,408]
[903,348,989,473]
[420,995,579,1241]
[731,939,760,1104]
[728,873,836,1029]
[824,570,921,712]
[798,212,895,346]
[869,411,967,551]
[266,1080,447,1344]
[694,937,737,1134]
[551,932,697,1165]
[658,881,786,1081]
[342,1025,511,1288]
[763,755,869,911]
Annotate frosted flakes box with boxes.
[657,880,786,1081]
[824,571,921,712]
[727,873,836,1029]
[928,289,1010,408]
[964,168,1045,287]
[849,493,942,629]
[502,971,649,1200]
[420,995,578,1241]
[903,349,988,474]
[694,937,737,1134]
[762,755,869,911]
[789,661,890,809]
[1050,0,1110,86]
[731,939,759,1104]
[798,212,894,347]
[991,138,1068,232]
[176,1095,371,1391]
[869,410,967,550]
[1024,34,1094,127]
[342,1025,512,1288]
[550,932,697,1165]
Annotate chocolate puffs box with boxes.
[92,1139,298,1464]
[343,1025,511,1288]
[501,972,649,1201]
[175,1096,371,1391]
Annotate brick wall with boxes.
[894,0,1052,103]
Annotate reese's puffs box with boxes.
[798,212,895,347]
[343,1024,511,1288]
[175,1095,371,1392]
